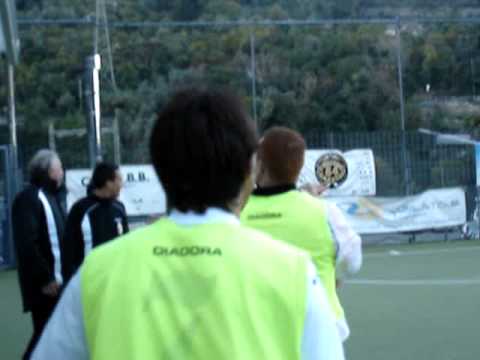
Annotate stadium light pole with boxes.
[249,32,258,129]
[1,0,20,268]
[248,0,259,130]
[84,54,103,167]
[395,19,406,133]
[395,18,411,195]
[7,63,16,160]
[0,0,19,171]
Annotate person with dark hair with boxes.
[11,149,67,359]
[32,89,344,360]
[241,126,362,342]
[61,162,128,282]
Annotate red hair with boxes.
[258,127,306,184]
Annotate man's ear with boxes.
[234,172,255,216]
[252,154,263,184]
[230,154,257,216]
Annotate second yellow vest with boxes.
[241,190,344,320]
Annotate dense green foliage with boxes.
[2,0,480,166]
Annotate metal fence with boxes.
[306,130,476,195]
[307,130,478,224]
[6,17,479,174]
[37,128,475,212]
[2,11,479,242]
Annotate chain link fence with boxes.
[306,130,476,196]
[2,5,479,243]
[306,130,478,240]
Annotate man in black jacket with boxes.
[12,149,67,360]
[62,162,128,283]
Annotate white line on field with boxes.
[345,278,480,286]
[364,246,480,258]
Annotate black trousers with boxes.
[23,296,58,360]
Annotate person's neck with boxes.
[255,174,297,195]
[257,176,288,188]
[93,188,112,199]
[256,172,274,188]
[39,178,61,194]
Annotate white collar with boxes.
[169,207,239,226]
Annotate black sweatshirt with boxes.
[62,194,129,282]
[12,184,67,312]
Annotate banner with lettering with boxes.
[66,165,166,216]
[68,167,465,235]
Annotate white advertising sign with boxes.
[68,166,465,235]
[66,165,166,216]
[328,188,466,234]
[298,149,376,196]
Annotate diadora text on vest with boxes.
[247,212,282,220]
[153,246,223,256]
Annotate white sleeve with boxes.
[31,272,89,360]
[326,201,363,278]
[302,262,345,360]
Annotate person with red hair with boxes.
[242,126,362,342]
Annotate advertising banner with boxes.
[298,149,376,196]
[67,165,166,216]
[68,166,465,235]
[328,188,466,234]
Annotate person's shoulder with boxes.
[236,225,311,283]
[238,224,310,260]
[85,221,155,258]
[72,196,94,209]
[82,223,160,276]
[70,196,96,215]
[16,185,39,198]
[13,186,39,207]
[323,199,343,215]
[112,199,127,212]
[295,190,327,210]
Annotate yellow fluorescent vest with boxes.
[241,190,344,321]
[81,217,309,360]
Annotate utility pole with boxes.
[471,57,476,99]
[7,62,17,169]
[250,33,258,129]
[83,54,102,167]
[395,18,410,195]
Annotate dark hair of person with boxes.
[258,126,306,184]
[88,162,119,192]
[149,88,258,213]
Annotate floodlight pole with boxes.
[250,32,258,129]
[84,54,102,168]
[7,62,17,170]
[93,54,102,163]
[395,18,411,195]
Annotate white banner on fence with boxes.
[66,165,167,216]
[298,149,376,196]
[68,167,465,234]
[328,188,466,234]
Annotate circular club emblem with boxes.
[314,153,348,188]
